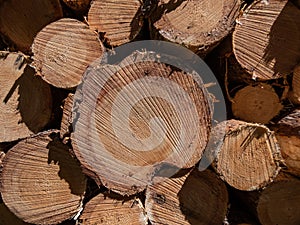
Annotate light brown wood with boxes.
[79,193,147,224]
[0,130,86,225]
[0,52,52,142]
[62,0,91,13]
[32,18,104,89]
[145,169,229,225]
[272,109,300,177]
[289,64,300,105]
[231,84,283,124]
[88,0,143,46]
[233,0,300,80]
[0,0,63,52]
[72,53,212,195]
[150,0,240,54]
[60,93,74,140]
[210,120,283,191]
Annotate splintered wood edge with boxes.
[145,169,229,225]
[79,193,148,224]
[231,84,283,124]
[88,0,143,46]
[0,130,87,225]
[0,51,52,142]
[0,0,63,52]
[32,18,104,89]
[214,120,283,191]
[60,93,74,139]
[71,58,212,195]
[233,0,300,80]
[151,0,240,53]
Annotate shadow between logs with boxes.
[47,132,86,196]
[263,1,300,76]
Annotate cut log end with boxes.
[233,0,300,80]
[145,169,229,225]
[62,0,91,13]
[0,131,86,225]
[32,18,104,89]
[289,64,300,105]
[151,0,240,54]
[72,54,212,195]
[0,52,52,142]
[213,120,282,191]
[88,0,143,46]
[0,0,63,52]
[79,193,147,224]
[60,93,74,140]
[231,84,282,124]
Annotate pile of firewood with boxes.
[0,0,299,224]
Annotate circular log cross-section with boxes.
[256,176,300,225]
[233,0,300,80]
[88,0,143,46]
[0,131,86,225]
[0,0,63,52]
[145,169,229,225]
[79,193,147,224]
[212,120,282,191]
[150,0,240,54]
[32,18,104,89]
[272,109,300,177]
[231,84,283,124]
[72,58,212,195]
[0,52,52,142]
[60,93,74,139]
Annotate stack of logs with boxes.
[0,0,300,224]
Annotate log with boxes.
[72,53,212,195]
[0,130,86,225]
[289,64,300,105]
[235,173,300,225]
[0,0,63,52]
[62,0,91,13]
[88,0,143,46]
[0,52,52,142]
[79,193,147,224]
[0,202,29,225]
[272,109,300,177]
[149,0,240,54]
[60,93,74,140]
[32,18,104,89]
[233,0,300,80]
[145,169,229,225]
[209,120,283,191]
[231,84,283,124]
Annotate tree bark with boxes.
[272,109,300,177]
[72,52,213,195]
[233,0,300,80]
[149,0,240,55]
[88,0,143,47]
[209,120,283,191]
[145,169,229,225]
[231,84,283,124]
[0,0,63,52]
[32,18,104,89]
[0,52,52,142]
[79,193,147,224]
[0,130,86,225]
